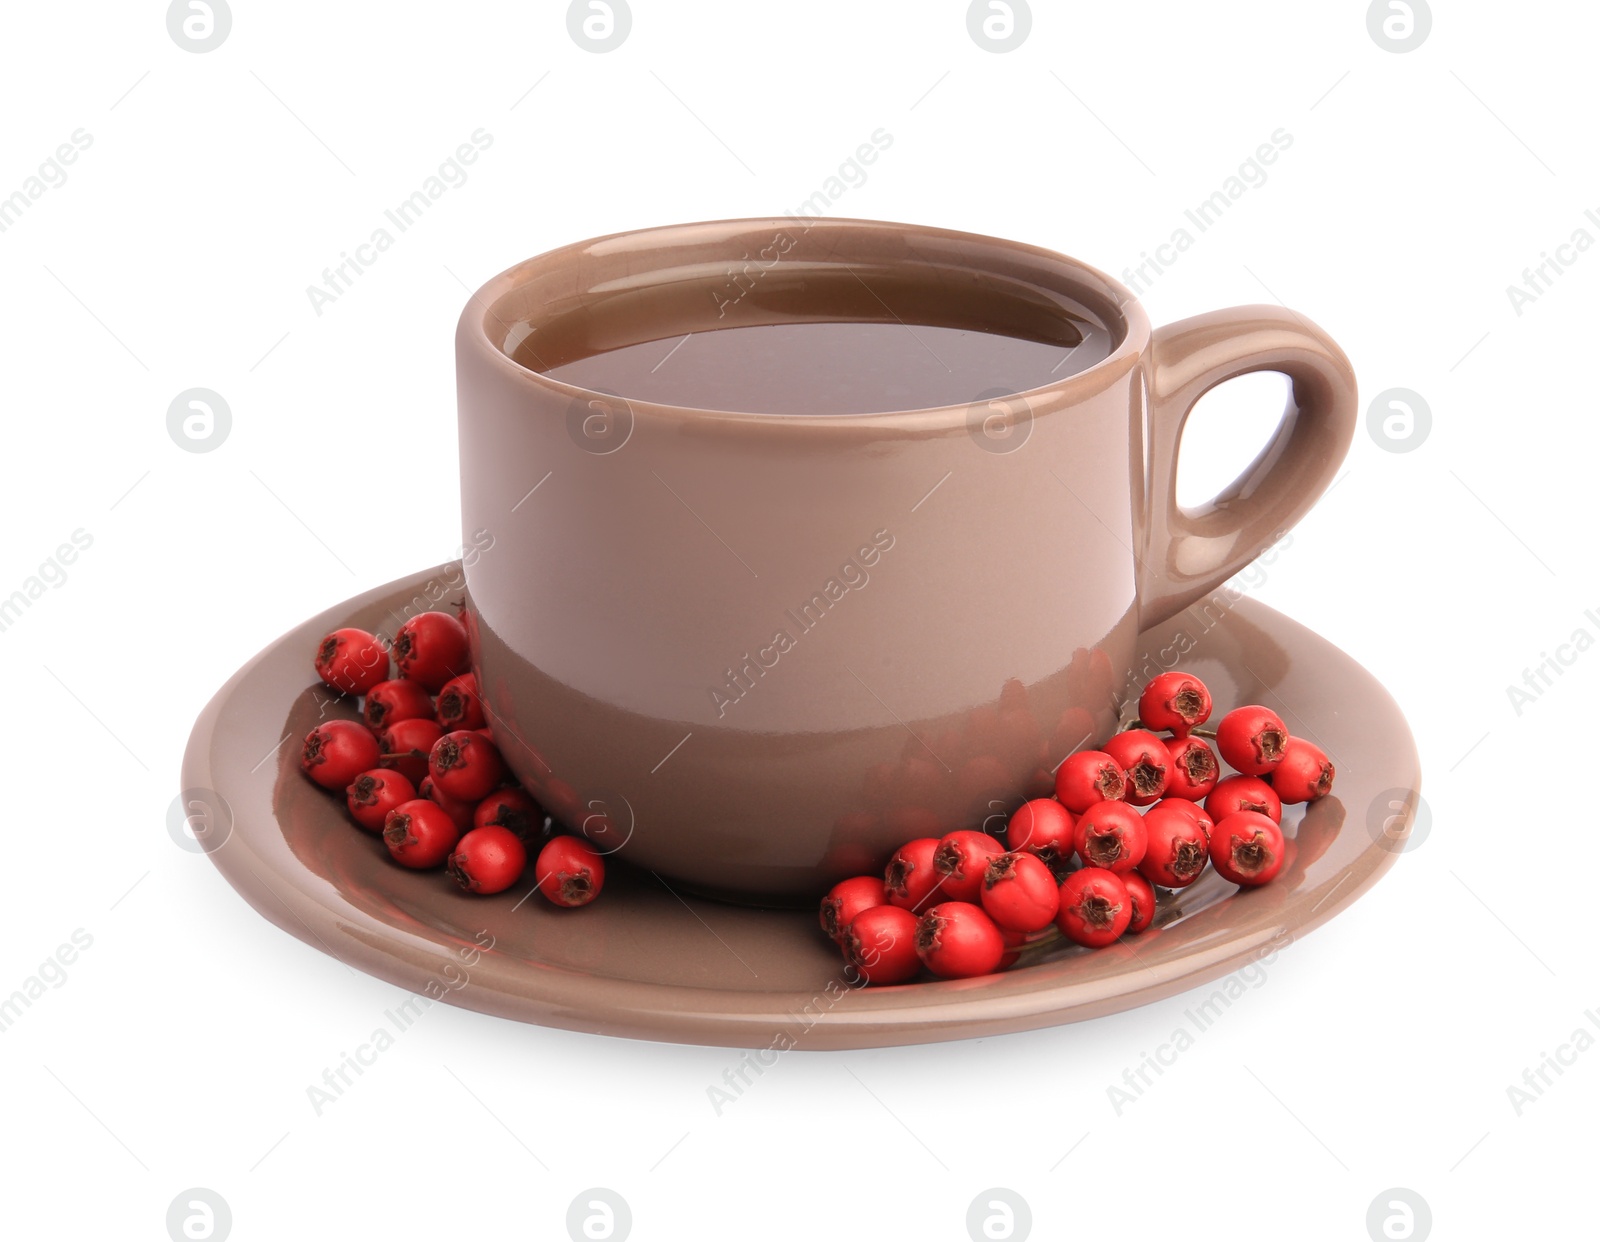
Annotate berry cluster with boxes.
[298,613,604,909]
[820,671,1334,985]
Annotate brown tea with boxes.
[537,318,1112,415]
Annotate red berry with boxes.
[1137,801,1210,888]
[1102,729,1170,806]
[447,825,528,894]
[1162,734,1219,801]
[363,678,435,731]
[1121,868,1157,933]
[382,799,460,868]
[1054,750,1126,813]
[1003,798,1076,874]
[1137,671,1212,737]
[1272,737,1335,803]
[428,729,506,802]
[377,717,444,785]
[1205,775,1283,826]
[435,672,486,731]
[979,851,1060,933]
[300,720,380,791]
[420,775,477,832]
[314,627,389,696]
[1216,705,1289,777]
[345,769,416,833]
[1072,800,1148,873]
[535,835,605,907]
[997,925,1031,969]
[473,787,547,842]
[1055,868,1132,947]
[392,611,470,692]
[932,830,1005,903]
[884,837,943,911]
[1209,811,1286,886]
[1157,795,1215,843]
[914,901,1005,978]
[843,905,921,985]
[820,875,888,943]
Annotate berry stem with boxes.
[1122,717,1218,740]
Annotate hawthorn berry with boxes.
[300,720,381,791]
[1054,750,1127,813]
[435,672,486,731]
[1003,798,1076,874]
[979,851,1060,933]
[428,729,506,802]
[473,787,547,842]
[844,905,921,985]
[998,926,1050,969]
[884,837,944,911]
[820,875,887,943]
[377,717,445,785]
[1157,795,1215,843]
[535,835,605,907]
[392,611,471,692]
[1138,671,1212,737]
[420,775,478,832]
[1072,800,1148,874]
[1205,775,1283,826]
[1209,811,1286,886]
[1137,801,1211,888]
[1103,729,1170,806]
[1163,734,1219,801]
[314,627,389,696]
[1055,868,1132,947]
[363,678,435,731]
[345,769,416,833]
[1216,705,1289,777]
[1272,737,1335,803]
[915,901,1005,978]
[932,829,1006,903]
[447,825,528,894]
[382,799,460,869]
[1121,868,1157,933]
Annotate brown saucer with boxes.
[181,563,1420,1050]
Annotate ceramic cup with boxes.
[456,218,1357,901]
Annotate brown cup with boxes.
[456,218,1357,901]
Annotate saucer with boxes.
[182,562,1420,1050]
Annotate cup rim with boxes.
[458,216,1151,428]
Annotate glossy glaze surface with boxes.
[182,563,1418,1050]
[456,218,1359,898]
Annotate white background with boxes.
[1,1,1593,1239]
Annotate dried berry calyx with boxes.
[1077,893,1121,928]
[1232,833,1273,875]
[983,854,1019,887]
[1083,830,1124,868]
[1172,687,1204,720]
[1172,839,1206,879]
[559,875,593,903]
[1126,759,1164,798]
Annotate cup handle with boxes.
[1139,304,1358,627]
